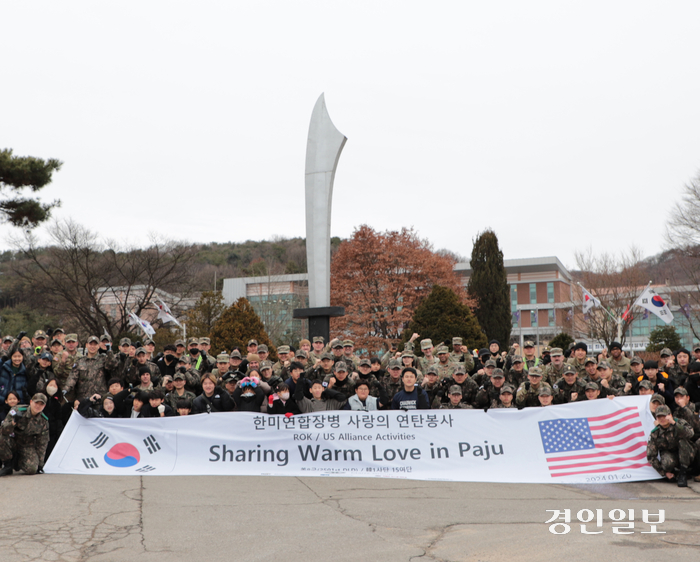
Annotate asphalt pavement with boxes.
[1,475,699,561]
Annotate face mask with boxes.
[280,392,290,401]
[46,386,57,396]
[242,391,255,398]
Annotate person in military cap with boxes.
[31,330,48,355]
[212,353,231,380]
[607,341,631,378]
[330,339,345,364]
[175,355,201,394]
[141,337,156,360]
[63,336,119,401]
[165,372,197,411]
[51,328,65,345]
[257,344,270,363]
[515,366,552,409]
[658,347,675,374]
[566,342,589,377]
[0,393,50,476]
[647,393,665,415]
[0,335,14,360]
[308,337,326,365]
[98,334,112,354]
[521,341,542,372]
[472,358,496,387]
[435,346,456,380]
[293,349,311,374]
[580,356,599,383]
[544,348,567,386]
[187,338,211,374]
[475,368,508,409]
[637,379,654,396]
[627,355,644,383]
[421,365,442,407]
[507,355,526,388]
[174,339,186,359]
[198,337,216,365]
[125,347,162,388]
[583,381,602,401]
[323,361,356,400]
[228,349,243,372]
[381,359,404,402]
[417,339,438,375]
[435,364,478,408]
[440,385,472,409]
[273,345,291,376]
[673,387,700,438]
[53,333,83,391]
[596,360,631,397]
[538,386,554,407]
[552,364,588,404]
[307,351,335,382]
[493,385,516,408]
[355,358,379,386]
[646,404,695,487]
[449,337,464,364]
[540,345,552,365]
[342,340,360,370]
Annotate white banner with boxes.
[45,396,661,484]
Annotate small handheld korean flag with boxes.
[633,287,674,324]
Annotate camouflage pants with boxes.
[657,441,696,473]
[0,435,41,475]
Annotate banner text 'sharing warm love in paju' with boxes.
[45,396,660,484]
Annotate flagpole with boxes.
[576,282,618,323]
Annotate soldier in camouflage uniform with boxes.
[417,339,438,375]
[354,359,380,398]
[435,347,457,380]
[273,345,291,377]
[507,356,526,388]
[342,340,360,371]
[211,353,231,381]
[515,367,552,409]
[521,341,544,373]
[474,368,508,409]
[434,364,478,408]
[596,360,631,397]
[421,365,442,408]
[53,333,84,394]
[472,358,496,388]
[492,385,516,408]
[552,365,588,404]
[199,337,217,366]
[307,352,335,382]
[175,356,201,394]
[440,385,473,409]
[449,337,475,372]
[537,386,554,407]
[323,361,356,400]
[165,373,196,411]
[125,347,162,387]
[543,348,567,386]
[566,342,589,377]
[308,337,326,366]
[607,342,631,378]
[64,337,119,401]
[674,387,700,481]
[646,405,695,487]
[381,360,404,403]
[0,393,50,476]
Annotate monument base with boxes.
[293,306,345,343]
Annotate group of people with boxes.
[0,329,698,486]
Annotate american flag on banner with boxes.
[538,407,650,478]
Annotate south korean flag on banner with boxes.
[633,287,674,324]
[45,412,177,475]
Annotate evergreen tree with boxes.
[209,297,276,359]
[0,149,62,227]
[646,325,682,352]
[549,332,574,352]
[403,285,488,352]
[185,291,226,338]
[467,230,511,346]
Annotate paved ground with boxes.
[1,474,699,561]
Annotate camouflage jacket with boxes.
[434,376,479,408]
[515,381,553,409]
[566,357,588,377]
[440,402,473,409]
[544,363,566,386]
[380,375,404,402]
[64,352,119,401]
[1,405,49,452]
[552,378,588,404]
[435,362,457,381]
[646,418,694,475]
[490,401,517,409]
[449,352,475,372]
[599,374,629,396]
[417,356,438,376]
[165,389,197,411]
[674,404,700,438]
[124,360,162,387]
[608,356,631,378]
[474,382,504,409]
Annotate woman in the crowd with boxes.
[0,348,29,406]
[43,376,72,460]
[192,373,234,414]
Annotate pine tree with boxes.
[646,326,682,352]
[403,285,488,351]
[467,230,511,346]
[185,291,226,338]
[209,297,276,359]
[549,332,574,352]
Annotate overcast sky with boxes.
[3,1,699,272]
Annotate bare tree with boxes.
[8,219,199,338]
[574,247,648,348]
